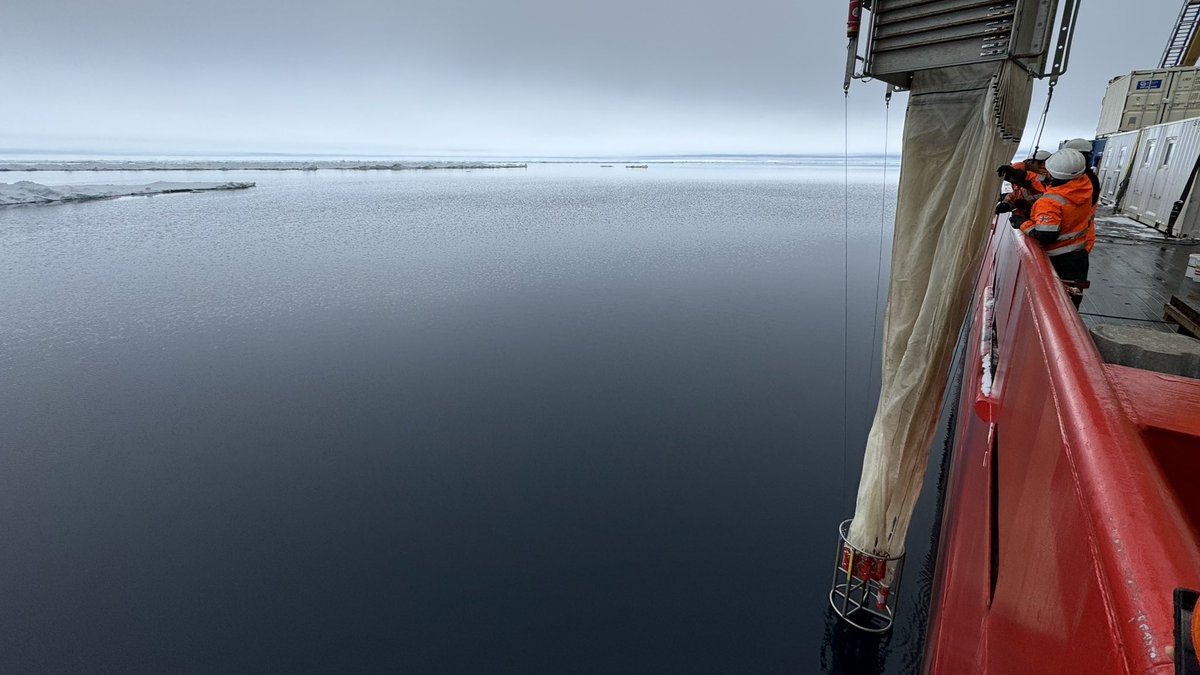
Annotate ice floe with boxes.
[0,181,255,206]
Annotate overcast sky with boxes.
[0,0,1181,157]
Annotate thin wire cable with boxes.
[842,91,851,513]
[1021,81,1056,158]
[1033,83,1055,152]
[866,91,891,412]
[1079,311,1174,324]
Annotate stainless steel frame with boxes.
[828,519,906,633]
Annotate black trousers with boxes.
[1050,249,1089,282]
[1050,249,1089,308]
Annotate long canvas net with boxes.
[847,62,1033,556]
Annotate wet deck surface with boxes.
[1080,211,1199,334]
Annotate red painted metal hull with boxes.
[924,220,1200,673]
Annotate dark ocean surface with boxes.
[0,162,953,673]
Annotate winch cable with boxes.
[866,90,892,413]
[1023,80,1057,158]
[842,90,851,512]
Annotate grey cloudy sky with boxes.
[0,0,1181,157]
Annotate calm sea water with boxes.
[0,162,952,673]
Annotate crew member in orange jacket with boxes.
[996,149,1050,223]
[1015,150,1051,179]
[1063,138,1100,207]
[1022,148,1095,307]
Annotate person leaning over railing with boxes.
[995,149,1050,223]
[1018,148,1095,308]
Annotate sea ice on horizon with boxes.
[0,160,528,172]
[0,180,256,206]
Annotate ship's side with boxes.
[923,217,1200,673]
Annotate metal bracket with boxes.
[1046,0,1080,83]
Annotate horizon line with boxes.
[0,148,902,159]
[0,150,904,161]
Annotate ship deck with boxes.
[1079,209,1199,334]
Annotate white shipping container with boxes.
[1096,130,1140,205]
[1095,67,1200,137]
[1095,76,1129,136]
[1163,68,1200,123]
[1120,118,1200,232]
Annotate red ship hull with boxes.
[923,219,1200,673]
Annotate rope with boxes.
[866,90,891,412]
[842,91,850,513]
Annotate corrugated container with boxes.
[1119,118,1200,231]
[1095,130,1140,205]
[1095,67,1200,137]
[1163,68,1200,123]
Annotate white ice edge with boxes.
[0,181,255,206]
[980,286,996,398]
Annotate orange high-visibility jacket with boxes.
[1011,161,1047,187]
[1022,174,1095,256]
[1003,162,1046,210]
[1004,181,1042,209]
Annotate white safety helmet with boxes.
[1064,138,1094,153]
[1046,148,1087,180]
[1031,150,1052,161]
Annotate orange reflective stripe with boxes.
[1047,240,1088,256]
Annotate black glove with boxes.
[1009,214,1027,229]
[996,165,1011,178]
[995,201,1013,214]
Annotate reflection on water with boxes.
[822,607,890,674]
[0,162,954,673]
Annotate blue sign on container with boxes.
[1136,79,1164,90]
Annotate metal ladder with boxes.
[1161,0,1200,68]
